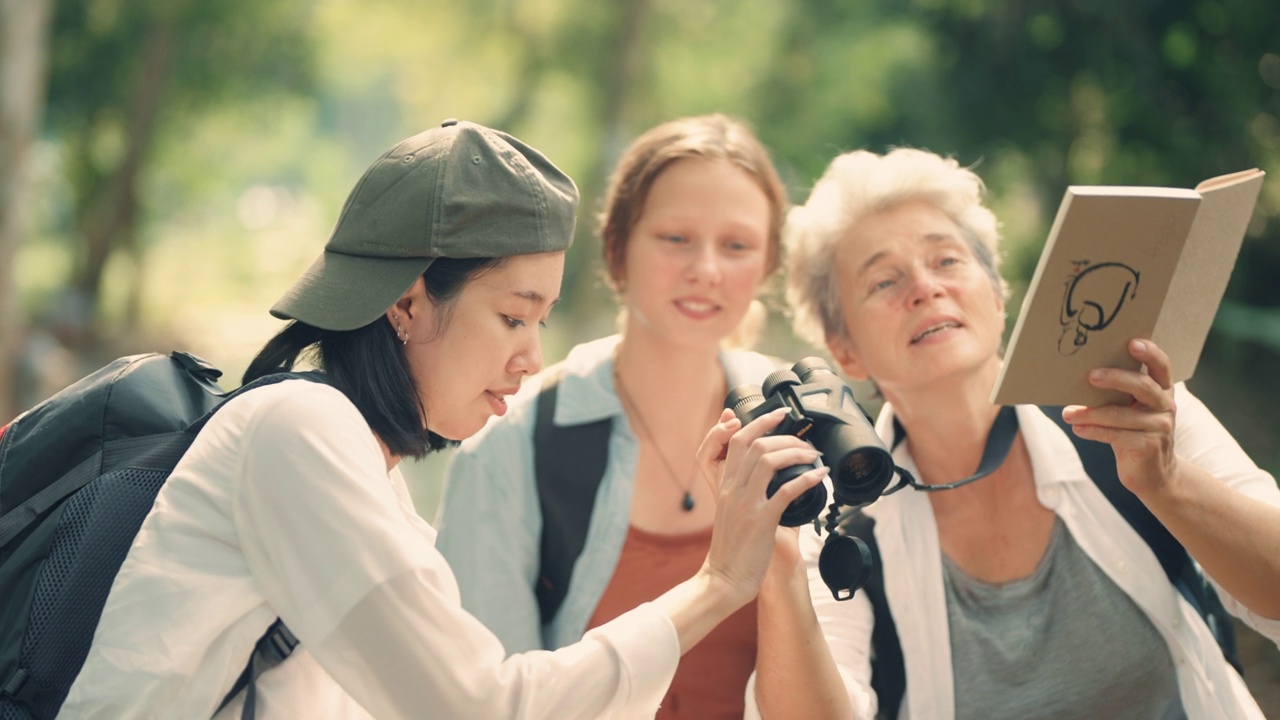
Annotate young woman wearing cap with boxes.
[435,114,832,719]
[60,120,825,719]
[750,148,1280,719]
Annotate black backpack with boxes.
[0,351,312,720]
[839,405,1241,719]
[530,371,612,625]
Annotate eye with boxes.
[725,238,750,252]
[502,315,525,328]
[870,277,896,294]
[663,234,687,244]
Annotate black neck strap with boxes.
[885,405,1018,494]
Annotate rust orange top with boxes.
[586,524,758,720]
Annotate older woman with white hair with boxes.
[749,148,1280,719]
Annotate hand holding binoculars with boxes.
[725,357,902,600]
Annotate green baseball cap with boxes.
[271,118,579,331]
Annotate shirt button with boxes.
[1116,560,1130,575]
[1042,486,1059,504]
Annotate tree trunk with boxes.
[71,20,175,335]
[0,0,54,421]
[566,0,652,328]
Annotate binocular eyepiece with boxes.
[724,357,895,527]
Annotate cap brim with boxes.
[270,251,434,331]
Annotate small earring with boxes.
[396,324,408,345]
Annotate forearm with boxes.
[753,560,854,720]
[1138,458,1280,619]
[652,567,751,654]
[316,569,677,720]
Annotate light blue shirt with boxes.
[435,335,781,654]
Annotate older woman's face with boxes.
[827,199,1004,391]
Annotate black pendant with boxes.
[681,491,695,512]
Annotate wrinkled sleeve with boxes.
[228,385,679,719]
[743,526,878,720]
[1173,384,1280,642]
[435,412,546,655]
[313,570,677,720]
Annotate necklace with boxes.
[613,364,699,512]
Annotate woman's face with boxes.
[827,199,1004,392]
[395,251,564,440]
[621,157,771,349]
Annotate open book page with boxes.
[992,168,1264,407]
[1151,170,1264,381]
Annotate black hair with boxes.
[243,256,506,460]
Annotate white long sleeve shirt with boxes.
[747,385,1280,719]
[63,380,679,719]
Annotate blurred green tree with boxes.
[43,0,315,340]
[0,0,55,420]
[749,0,1280,469]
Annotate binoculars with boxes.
[725,357,895,526]
[726,357,900,600]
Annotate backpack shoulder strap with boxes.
[532,370,613,626]
[1037,405,1241,673]
[836,508,904,719]
[213,620,298,719]
[1036,406,1185,580]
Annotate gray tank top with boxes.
[943,517,1185,720]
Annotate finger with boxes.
[1087,367,1170,410]
[697,412,743,466]
[1062,404,1174,434]
[734,407,792,444]
[744,433,820,456]
[1068,422,1159,452]
[766,466,827,515]
[722,408,792,471]
[722,442,822,498]
[1129,338,1173,390]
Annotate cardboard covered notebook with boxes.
[992,168,1265,407]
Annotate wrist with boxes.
[1129,455,1197,511]
[697,564,753,615]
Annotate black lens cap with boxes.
[818,533,873,600]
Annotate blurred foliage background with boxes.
[2,0,1278,705]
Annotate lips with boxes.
[485,386,519,416]
[675,297,721,319]
[910,320,961,344]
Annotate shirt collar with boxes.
[866,402,1094,523]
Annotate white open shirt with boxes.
[62,381,678,719]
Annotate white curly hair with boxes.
[784,147,1006,348]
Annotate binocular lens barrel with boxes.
[768,463,829,527]
[811,422,895,505]
[834,447,895,501]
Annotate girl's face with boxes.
[827,200,1004,392]
[621,158,771,349]
[393,251,564,440]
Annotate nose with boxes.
[510,329,544,376]
[906,265,945,307]
[684,242,723,286]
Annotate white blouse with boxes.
[63,380,678,719]
[747,385,1280,720]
